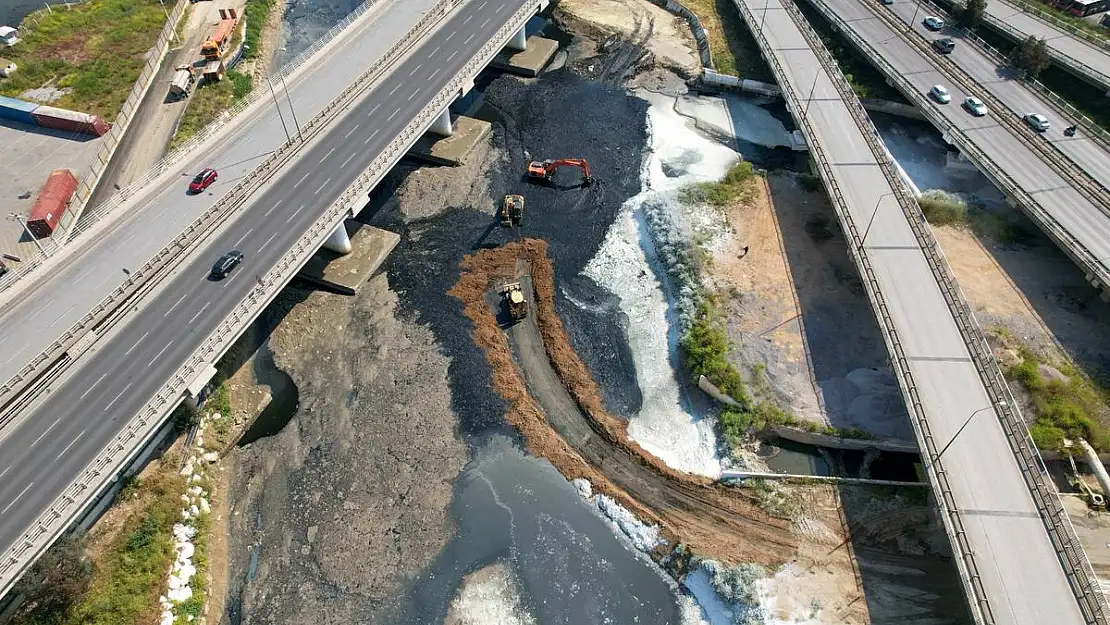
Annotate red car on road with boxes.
[188,168,218,194]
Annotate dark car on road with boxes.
[211,251,243,279]
[932,38,955,54]
[189,168,218,194]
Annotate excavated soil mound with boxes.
[449,239,798,565]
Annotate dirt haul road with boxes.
[450,239,798,565]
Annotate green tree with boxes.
[956,0,987,28]
[1009,35,1051,77]
[10,534,92,624]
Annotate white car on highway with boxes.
[923,15,945,30]
[963,96,988,116]
[929,85,951,104]
[1024,113,1050,132]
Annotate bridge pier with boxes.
[508,25,528,51]
[429,107,454,137]
[323,221,352,254]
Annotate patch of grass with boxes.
[681,0,774,81]
[917,189,968,225]
[743,478,799,517]
[1,0,170,119]
[1005,347,1110,453]
[242,0,276,60]
[794,0,907,102]
[59,469,185,625]
[206,383,235,449]
[169,70,252,149]
[680,161,760,207]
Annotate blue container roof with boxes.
[0,95,40,113]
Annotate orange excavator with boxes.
[526,158,595,187]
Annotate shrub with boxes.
[917,190,968,225]
[679,162,759,208]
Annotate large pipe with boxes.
[1080,439,1110,502]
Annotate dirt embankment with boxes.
[449,238,798,565]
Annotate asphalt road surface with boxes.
[815,0,1110,276]
[744,0,1086,621]
[877,0,1110,191]
[0,0,525,577]
[971,0,1110,89]
[0,0,439,386]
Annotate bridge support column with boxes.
[429,108,454,137]
[507,25,527,51]
[323,221,352,254]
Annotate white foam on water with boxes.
[447,562,537,625]
[583,91,738,479]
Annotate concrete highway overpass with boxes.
[802,0,1110,301]
[732,0,1106,621]
[936,0,1110,90]
[0,0,546,598]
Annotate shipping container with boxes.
[0,94,38,125]
[27,169,78,238]
[32,105,110,137]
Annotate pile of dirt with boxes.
[449,238,798,565]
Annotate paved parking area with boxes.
[0,120,101,265]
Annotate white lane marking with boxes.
[409,63,423,77]
[48,304,75,329]
[56,429,85,460]
[408,88,420,101]
[104,382,132,412]
[124,332,150,357]
[431,45,441,57]
[232,227,254,248]
[287,204,305,224]
[368,103,381,117]
[388,107,400,121]
[319,147,336,163]
[428,67,441,82]
[447,49,459,62]
[264,199,284,217]
[31,418,61,447]
[498,1,505,9]
[1,483,33,516]
[30,298,55,318]
[294,171,311,188]
[481,17,490,28]
[389,83,401,96]
[80,373,109,400]
[465,33,475,44]
[258,233,278,253]
[344,123,361,140]
[0,466,8,480]
[188,301,211,325]
[315,178,332,195]
[2,344,27,365]
[446,30,456,41]
[364,129,380,145]
[464,14,472,24]
[478,0,487,8]
[165,293,188,317]
[342,152,357,168]
[148,342,172,367]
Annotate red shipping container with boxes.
[32,105,110,137]
[28,169,78,238]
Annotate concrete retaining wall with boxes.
[645,0,714,70]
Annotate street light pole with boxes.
[759,0,770,34]
[910,0,922,32]
[279,70,302,140]
[859,192,895,249]
[802,71,821,120]
[9,213,47,256]
[934,402,1008,463]
[266,75,292,144]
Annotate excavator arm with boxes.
[526,158,595,186]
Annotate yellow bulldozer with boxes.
[501,282,527,321]
[500,194,524,228]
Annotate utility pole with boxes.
[9,213,47,257]
[859,192,896,249]
[266,75,292,144]
[279,70,302,140]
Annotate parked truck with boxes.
[201,10,238,60]
[28,169,78,238]
[168,65,196,99]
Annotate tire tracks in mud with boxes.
[449,239,798,565]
